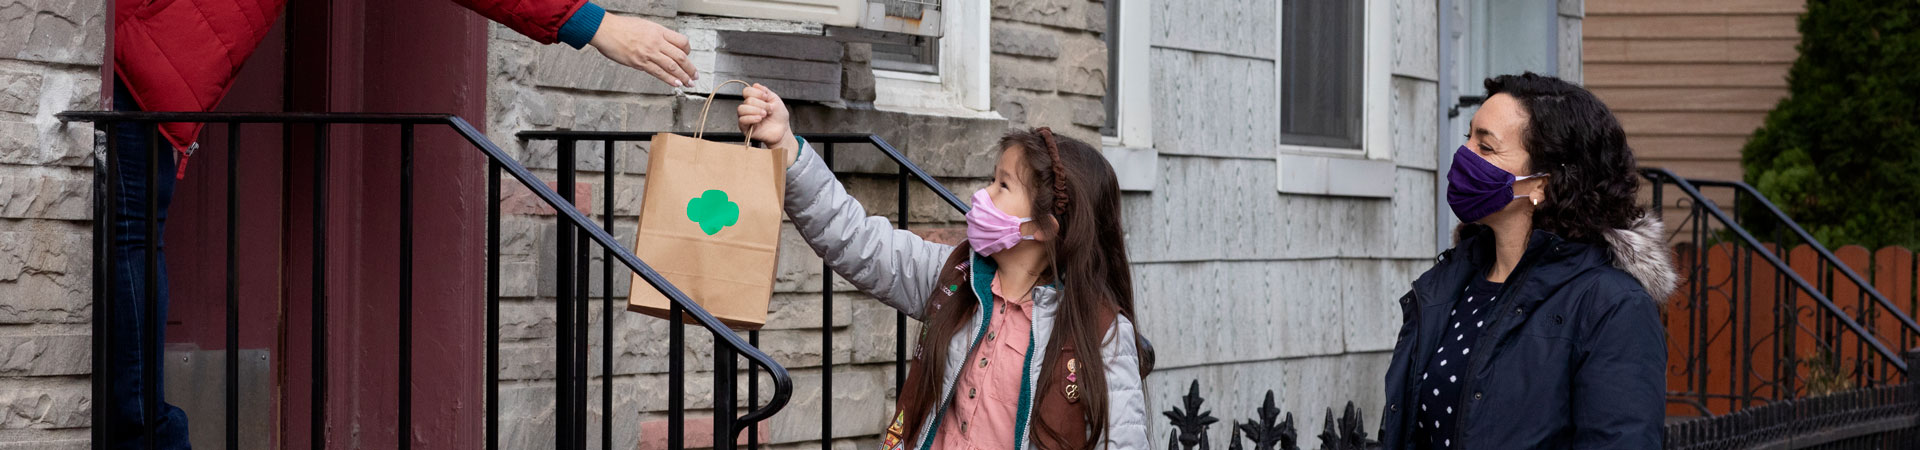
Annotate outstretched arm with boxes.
[740,84,953,319]
[453,0,697,87]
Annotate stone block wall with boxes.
[484,1,1041,448]
[990,0,1109,144]
[0,0,105,448]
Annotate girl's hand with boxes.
[587,13,697,88]
[737,83,799,164]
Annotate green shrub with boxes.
[1741,0,1920,249]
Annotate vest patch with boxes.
[881,410,907,450]
[1065,358,1081,403]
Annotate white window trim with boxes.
[1104,0,1153,149]
[1275,0,1396,198]
[1101,0,1158,192]
[872,0,997,119]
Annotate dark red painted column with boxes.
[280,0,490,447]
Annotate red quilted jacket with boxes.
[115,0,586,160]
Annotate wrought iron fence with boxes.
[58,111,793,450]
[1160,380,1378,450]
[1644,168,1915,416]
[1664,351,1920,450]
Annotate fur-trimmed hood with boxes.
[1453,213,1680,301]
[1600,213,1681,301]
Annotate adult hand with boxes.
[588,13,697,87]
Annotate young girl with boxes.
[738,84,1151,450]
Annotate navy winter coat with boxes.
[1380,215,1678,449]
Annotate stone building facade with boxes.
[0,0,1585,448]
[482,0,1097,448]
[0,0,103,447]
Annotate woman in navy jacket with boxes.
[1379,73,1678,449]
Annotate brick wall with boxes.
[0,0,104,448]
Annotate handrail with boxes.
[515,130,971,213]
[519,129,1161,447]
[1680,178,1920,342]
[518,130,967,450]
[445,119,795,430]
[57,111,794,446]
[1640,167,1907,372]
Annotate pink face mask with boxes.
[967,189,1034,256]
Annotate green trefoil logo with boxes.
[686,189,740,235]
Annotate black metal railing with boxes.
[58,111,792,450]
[514,130,966,449]
[1665,351,1920,450]
[1695,178,1920,354]
[1159,380,1377,450]
[1643,168,1912,416]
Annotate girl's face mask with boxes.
[966,188,1034,256]
[1446,145,1547,223]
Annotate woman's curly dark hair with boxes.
[1485,72,1643,245]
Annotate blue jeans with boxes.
[107,77,192,450]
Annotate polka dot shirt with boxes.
[1413,276,1504,450]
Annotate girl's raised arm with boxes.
[740,83,954,320]
[783,141,954,320]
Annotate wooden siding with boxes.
[1583,0,1805,231]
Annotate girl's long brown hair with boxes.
[898,128,1138,449]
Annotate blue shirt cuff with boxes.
[557,2,605,50]
[793,136,807,164]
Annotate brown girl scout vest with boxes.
[880,245,1118,450]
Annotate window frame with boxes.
[871,0,992,117]
[1276,0,1390,160]
[1274,0,1396,198]
[869,32,941,75]
[1103,0,1153,150]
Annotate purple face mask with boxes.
[1446,145,1547,223]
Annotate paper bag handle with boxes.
[696,79,757,147]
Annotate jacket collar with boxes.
[1435,212,1680,302]
[1415,224,1591,312]
[969,252,1063,311]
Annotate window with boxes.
[1102,0,1121,137]
[1273,0,1393,197]
[1101,0,1157,191]
[869,0,990,116]
[676,0,980,114]
[827,26,941,75]
[1280,0,1364,150]
[1104,0,1152,149]
[871,34,940,75]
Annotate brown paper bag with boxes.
[628,80,786,330]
